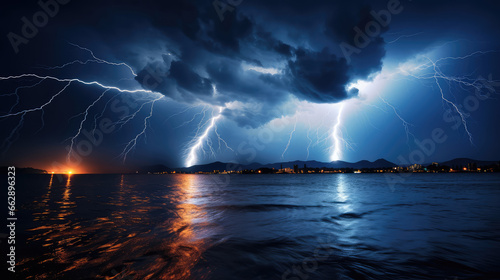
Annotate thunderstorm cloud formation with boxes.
[45,0,390,128]
[126,0,387,128]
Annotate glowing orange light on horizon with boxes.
[48,169,82,175]
[45,164,91,174]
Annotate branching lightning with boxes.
[306,120,313,160]
[330,103,345,162]
[281,117,297,160]
[379,97,415,144]
[3,78,47,114]
[0,74,157,95]
[398,50,500,145]
[0,81,73,154]
[214,119,234,154]
[386,32,424,44]
[119,96,165,162]
[1,112,26,155]
[183,84,234,167]
[176,106,209,129]
[163,104,198,125]
[67,89,111,161]
[2,43,235,167]
[112,97,161,131]
[185,107,227,167]
[0,79,73,118]
[0,45,234,167]
[0,40,167,162]
[0,73,164,161]
[40,42,138,76]
[91,92,121,135]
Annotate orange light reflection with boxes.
[25,174,214,279]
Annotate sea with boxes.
[4,173,500,279]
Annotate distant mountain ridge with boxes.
[436,158,499,167]
[142,158,499,173]
[144,158,398,173]
[1,167,47,174]
[258,159,397,170]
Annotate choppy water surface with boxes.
[12,173,500,279]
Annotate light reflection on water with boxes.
[336,174,352,213]
[21,174,215,279]
[15,173,500,279]
[335,174,358,243]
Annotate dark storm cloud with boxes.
[202,10,254,53]
[288,48,354,103]
[169,61,213,95]
[2,0,395,127]
[107,0,390,127]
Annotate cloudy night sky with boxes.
[1,0,500,173]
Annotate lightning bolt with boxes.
[386,32,424,44]
[1,112,26,156]
[398,50,500,145]
[0,74,157,95]
[305,107,342,158]
[2,78,47,114]
[39,42,137,76]
[379,97,414,144]
[0,81,73,154]
[427,56,475,144]
[1,78,59,150]
[176,106,209,129]
[185,107,226,167]
[1,46,233,167]
[330,103,345,162]
[67,89,111,161]
[281,117,297,160]
[306,121,313,160]
[327,48,499,162]
[120,96,164,162]
[162,104,198,125]
[112,97,162,131]
[0,79,74,119]
[0,44,164,163]
[214,118,234,154]
[91,92,121,135]
[0,75,163,159]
